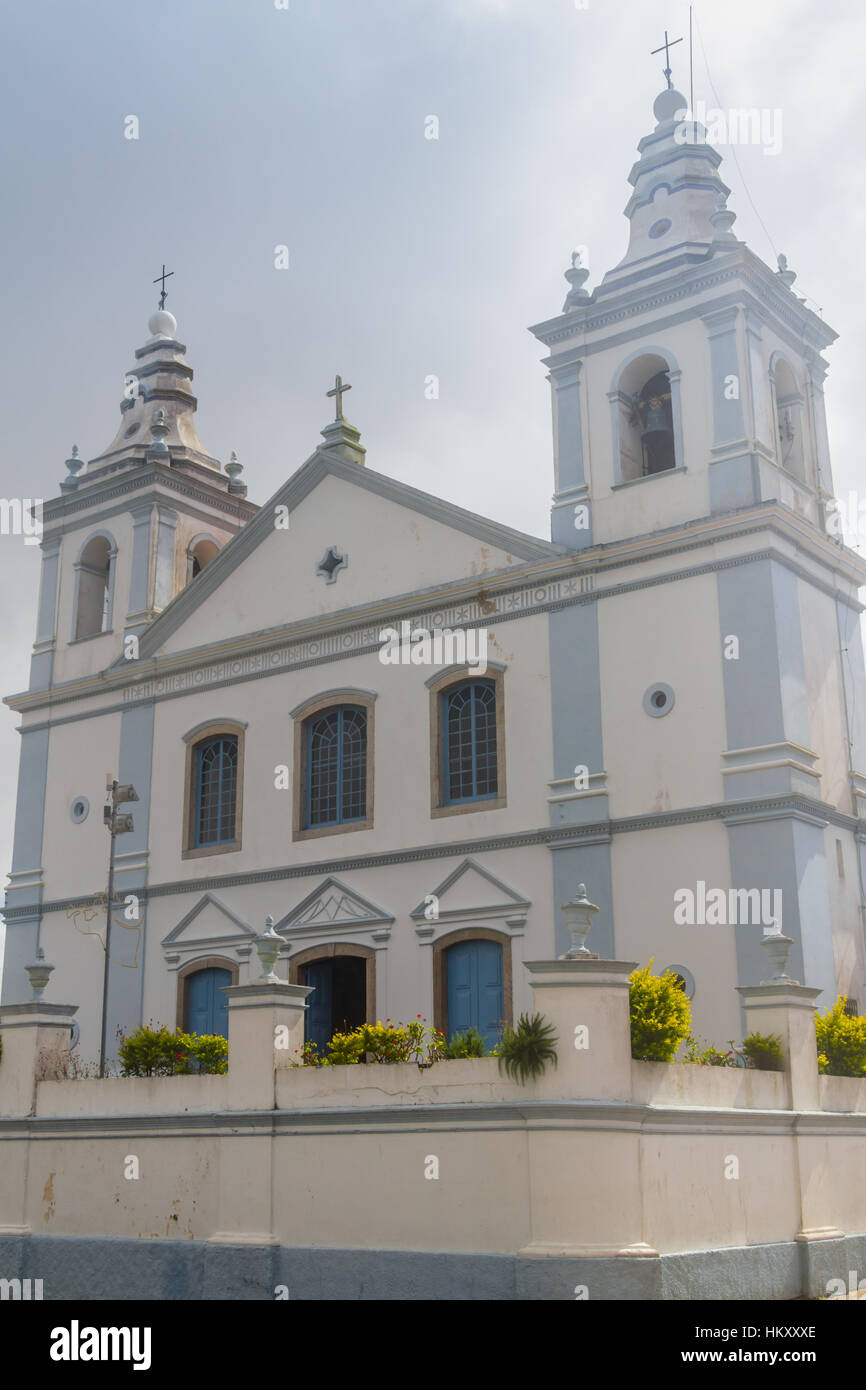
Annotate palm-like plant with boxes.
[497,1012,558,1083]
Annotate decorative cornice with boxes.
[8,513,865,720]
[6,793,861,922]
[41,465,257,528]
[531,252,835,356]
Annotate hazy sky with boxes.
[1,0,864,954]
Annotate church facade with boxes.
[5,85,866,1064]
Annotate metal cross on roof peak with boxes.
[153,263,174,309]
[327,374,352,420]
[651,28,683,90]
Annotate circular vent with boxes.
[70,796,90,824]
[643,683,675,718]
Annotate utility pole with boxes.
[99,774,138,1078]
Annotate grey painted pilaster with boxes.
[705,307,761,514]
[743,308,775,456]
[703,307,745,448]
[836,600,866,776]
[153,507,179,613]
[719,556,835,1010]
[102,702,155,1062]
[726,807,835,1013]
[125,503,154,636]
[29,536,61,691]
[717,559,811,799]
[806,359,835,502]
[547,600,613,955]
[668,367,685,476]
[1,727,50,1003]
[546,356,591,549]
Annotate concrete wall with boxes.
[1,961,865,1300]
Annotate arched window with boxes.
[770,357,808,483]
[442,679,498,804]
[305,705,367,828]
[73,533,116,638]
[428,666,506,817]
[610,351,681,483]
[182,721,246,858]
[193,735,238,847]
[187,535,220,582]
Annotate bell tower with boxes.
[535,75,866,1023]
[531,85,838,552]
[28,303,257,694]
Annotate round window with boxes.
[649,218,672,239]
[643,683,675,717]
[665,965,695,999]
[124,423,140,438]
[70,796,90,824]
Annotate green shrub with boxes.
[176,1031,228,1075]
[630,960,692,1062]
[742,1031,784,1072]
[497,1013,558,1083]
[118,1023,228,1076]
[815,997,866,1078]
[321,1018,446,1069]
[118,1024,179,1076]
[322,1028,366,1065]
[679,1034,734,1067]
[445,1026,488,1058]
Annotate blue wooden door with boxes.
[446,940,503,1050]
[187,967,231,1038]
[305,960,333,1054]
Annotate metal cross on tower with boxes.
[327,374,352,420]
[153,263,174,309]
[651,29,683,90]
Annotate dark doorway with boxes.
[303,955,367,1053]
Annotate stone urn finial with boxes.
[760,928,798,985]
[254,914,284,982]
[148,408,170,457]
[25,947,54,1001]
[560,884,599,958]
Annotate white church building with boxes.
[5,82,866,1064]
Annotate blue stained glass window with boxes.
[306,706,367,827]
[442,680,498,804]
[194,735,238,847]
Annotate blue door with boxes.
[445,940,503,1051]
[305,959,334,1054]
[187,967,231,1038]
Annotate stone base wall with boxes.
[3,1232,865,1301]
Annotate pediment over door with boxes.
[409,857,530,938]
[161,893,257,959]
[274,877,395,942]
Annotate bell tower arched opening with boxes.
[611,351,680,484]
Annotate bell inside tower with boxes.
[635,370,675,476]
[614,353,678,484]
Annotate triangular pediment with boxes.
[161,893,256,947]
[274,877,394,938]
[410,857,530,922]
[126,450,561,663]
